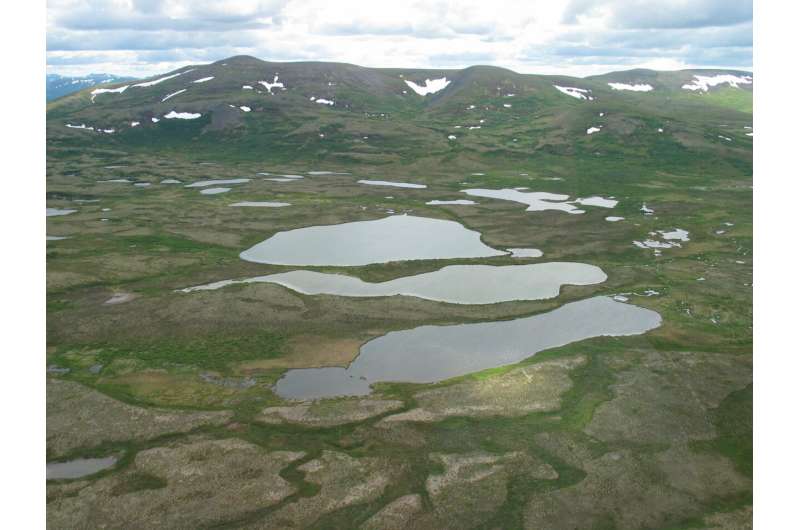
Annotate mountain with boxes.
[46,55,752,174]
[46,73,137,101]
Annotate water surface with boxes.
[200,187,231,195]
[180,263,605,304]
[509,248,543,258]
[358,180,427,189]
[462,189,584,214]
[230,201,290,207]
[186,178,250,188]
[426,199,477,205]
[46,208,77,217]
[240,215,506,266]
[275,296,661,400]
[47,457,117,480]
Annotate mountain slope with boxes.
[46,56,752,175]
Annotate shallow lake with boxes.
[274,296,662,399]
[185,178,250,188]
[358,180,427,189]
[200,187,231,195]
[47,457,117,480]
[462,188,585,214]
[509,248,543,258]
[230,201,290,207]
[46,208,77,217]
[240,214,506,266]
[180,263,606,304]
[426,199,477,205]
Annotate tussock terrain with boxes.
[46,56,752,529]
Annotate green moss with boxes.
[94,330,286,370]
[692,384,753,477]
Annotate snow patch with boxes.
[553,85,593,100]
[161,89,186,102]
[258,75,284,93]
[587,126,603,135]
[192,76,214,84]
[90,85,129,102]
[404,77,450,96]
[163,111,201,120]
[608,83,653,92]
[682,74,752,92]
[659,228,690,241]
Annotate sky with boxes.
[46,0,753,78]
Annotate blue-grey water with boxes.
[274,296,661,400]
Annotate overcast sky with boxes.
[46,0,753,78]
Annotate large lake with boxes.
[274,296,661,399]
[240,215,507,266]
[180,263,606,305]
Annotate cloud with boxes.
[46,0,752,77]
[49,0,287,31]
[563,0,752,29]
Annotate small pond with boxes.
[47,457,117,480]
[46,208,77,217]
[358,180,427,189]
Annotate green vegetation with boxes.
[46,57,752,529]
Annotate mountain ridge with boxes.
[46,55,752,174]
[46,73,137,101]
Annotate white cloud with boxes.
[46,0,752,77]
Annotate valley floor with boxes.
[45,148,752,529]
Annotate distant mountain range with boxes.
[46,73,137,101]
[46,55,752,172]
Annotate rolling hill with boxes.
[46,55,752,175]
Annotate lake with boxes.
[179,262,606,304]
[47,457,117,480]
[240,214,507,266]
[274,296,661,399]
